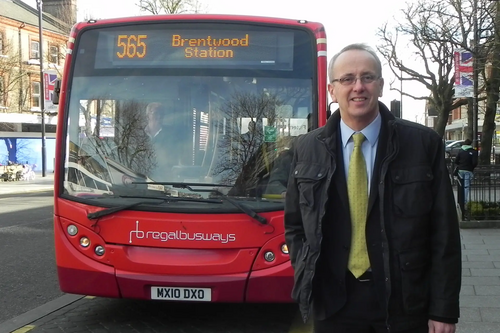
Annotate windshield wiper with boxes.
[132,182,268,225]
[87,195,222,220]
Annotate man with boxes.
[454,138,478,205]
[144,102,177,179]
[145,102,169,144]
[284,43,461,333]
[240,120,262,150]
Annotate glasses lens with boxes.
[339,77,355,85]
[361,75,376,84]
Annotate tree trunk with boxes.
[3,138,17,163]
[479,2,500,165]
[434,111,449,137]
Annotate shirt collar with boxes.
[340,112,381,148]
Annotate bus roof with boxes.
[71,14,325,31]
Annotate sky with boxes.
[22,0,426,123]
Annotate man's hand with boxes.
[428,320,456,333]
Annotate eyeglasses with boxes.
[331,74,380,86]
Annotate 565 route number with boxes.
[116,35,147,59]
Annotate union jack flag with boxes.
[454,50,474,97]
[454,50,473,85]
[44,71,58,103]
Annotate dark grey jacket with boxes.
[455,146,478,172]
[284,103,461,330]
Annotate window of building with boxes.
[32,81,41,109]
[30,40,40,59]
[49,45,59,64]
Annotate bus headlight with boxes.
[67,225,78,236]
[80,237,90,248]
[281,244,289,254]
[94,245,105,256]
[264,251,275,262]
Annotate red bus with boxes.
[52,14,328,303]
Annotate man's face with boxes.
[328,49,384,129]
[147,109,162,131]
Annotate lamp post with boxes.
[37,0,46,177]
[400,62,403,119]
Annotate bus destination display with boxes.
[95,29,294,70]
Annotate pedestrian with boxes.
[284,43,461,333]
[454,138,478,206]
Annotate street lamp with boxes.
[400,62,403,119]
[37,0,46,177]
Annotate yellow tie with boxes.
[347,133,370,278]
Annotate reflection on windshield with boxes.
[63,76,312,209]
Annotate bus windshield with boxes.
[62,22,316,209]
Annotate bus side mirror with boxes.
[52,79,61,105]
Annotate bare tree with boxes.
[113,100,157,174]
[137,0,207,14]
[77,99,157,176]
[377,0,474,137]
[1,138,17,163]
[377,0,500,164]
[1,138,36,164]
[211,91,283,195]
[0,36,28,113]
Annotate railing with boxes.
[455,165,500,221]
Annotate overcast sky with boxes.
[22,0,426,122]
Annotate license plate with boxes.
[151,287,211,301]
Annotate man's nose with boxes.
[352,78,366,91]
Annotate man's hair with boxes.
[146,102,166,118]
[463,139,472,145]
[328,43,383,83]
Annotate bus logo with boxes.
[129,221,236,244]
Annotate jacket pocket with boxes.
[293,163,327,208]
[391,166,433,217]
[399,249,430,314]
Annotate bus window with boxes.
[63,22,320,204]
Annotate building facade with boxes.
[0,0,75,167]
[0,0,74,129]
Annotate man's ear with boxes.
[328,83,337,103]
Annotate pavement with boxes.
[0,176,499,332]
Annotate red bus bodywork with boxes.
[54,14,327,302]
